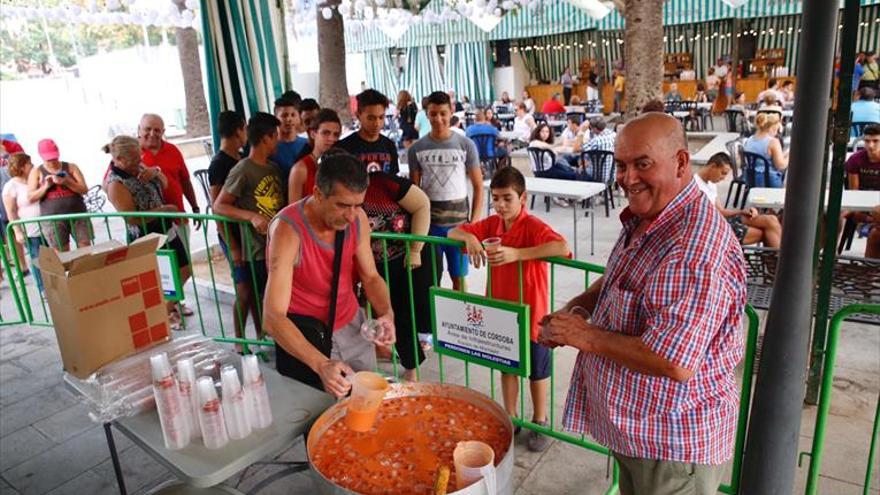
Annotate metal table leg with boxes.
[572,200,579,259]
[104,423,128,495]
[590,195,595,255]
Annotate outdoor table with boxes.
[697,102,713,110]
[747,109,794,119]
[747,188,880,212]
[65,366,334,495]
[547,120,567,133]
[498,130,522,141]
[484,177,605,257]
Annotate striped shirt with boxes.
[562,179,747,464]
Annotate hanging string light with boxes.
[0,1,199,29]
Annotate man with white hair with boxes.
[138,113,202,316]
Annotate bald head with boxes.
[615,113,691,220]
[619,113,688,157]
[138,113,165,153]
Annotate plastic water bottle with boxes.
[196,377,229,450]
[220,366,252,440]
[241,355,273,430]
[176,358,201,440]
[150,353,190,450]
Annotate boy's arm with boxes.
[487,240,569,266]
[448,225,486,269]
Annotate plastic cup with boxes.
[569,305,591,321]
[359,319,383,343]
[482,237,502,253]
[453,441,496,489]
[343,371,389,432]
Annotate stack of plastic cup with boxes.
[359,319,384,343]
[196,377,229,450]
[220,366,252,440]
[176,358,201,440]
[150,353,190,450]
[241,355,273,430]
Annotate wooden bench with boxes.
[743,246,880,325]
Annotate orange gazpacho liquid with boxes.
[312,396,509,495]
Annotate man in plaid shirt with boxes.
[541,113,746,495]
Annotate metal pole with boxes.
[805,0,861,406]
[739,0,839,493]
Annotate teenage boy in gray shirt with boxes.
[408,91,483,291]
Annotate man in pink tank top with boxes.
[263,152,396,397]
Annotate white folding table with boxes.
[65,367,334,494]
[747,188,880,212]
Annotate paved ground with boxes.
[0,137,877,494]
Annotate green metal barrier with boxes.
[0,237,27,326]
[801,303,880,495]
[6,212,274,355]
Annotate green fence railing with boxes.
[8,214,766,494]
[0,237,27,326]
[801,303,880,495]
[5,212,274,355]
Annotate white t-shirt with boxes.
[451,127,466,137]
[2,178,41,237]
[513,115,533,141]
[694,174,718,204]
[714,64,729,78]
[560,127,579,144]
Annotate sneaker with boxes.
[179,302,194,317]
[169,310,184,332]
[418,333,433,352]
[526,420,551,452]
[552,197,569,208]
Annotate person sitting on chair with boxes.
[696,153,782,248]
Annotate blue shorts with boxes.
[219,236,266,287]
[529,341,551,381]
[429,224,469,278]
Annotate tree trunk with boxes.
[173,0,210,137]
[317,0,352,127]
[623,0,664,119]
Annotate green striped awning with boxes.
[445,42,495,105]
[201,0,286,147]
[365,49,401,100]
[401,46,447,101]
[346,0,880,53]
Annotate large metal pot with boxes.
[307,382,515,495]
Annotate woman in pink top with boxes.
[2,153,45,292]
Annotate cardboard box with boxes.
[40,233,171,378]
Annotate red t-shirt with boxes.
[141,141,189,213]
[460,208,567,341]
[845,149,880,191]
[541,99,566,115]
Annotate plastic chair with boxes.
[581,149,616,217]
[84,185,106,213]
[851,121,873,138]
[470,134,498,175]
[194,169,213,213]
[527,147,555,212]
[725,110,751,136]
[742,151,780,189]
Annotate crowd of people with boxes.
[0,70,877,493]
